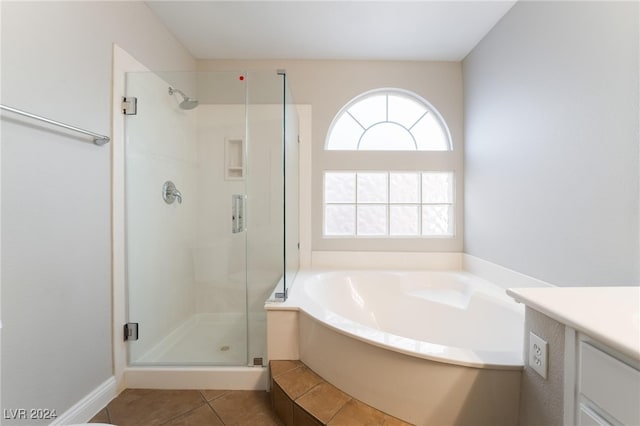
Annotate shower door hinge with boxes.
[124,322,139,341]
[122,97,138,115]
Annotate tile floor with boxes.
[89,389,281,425]
[89,362,412,425]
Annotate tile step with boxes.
[270,360,413,426]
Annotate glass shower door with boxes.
[123,69,297,367]
[124,71,249,366]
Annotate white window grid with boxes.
[325,89,452,151]
[323,171,455,238]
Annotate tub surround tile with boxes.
[328,399,388,425]
[273,382,295,426]
[276,366,324,399]
[382,414,414,426]
[271,359,304,378]
[270,361,413,426]
[296,382,352,424]
[293,404,324,426]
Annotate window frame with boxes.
[322,170,456,238]
[316,87,462,252]
[325,88,453,152]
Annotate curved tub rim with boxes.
[268,269,525,370]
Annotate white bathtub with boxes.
[267,270,525,425]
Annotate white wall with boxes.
[463,1,639,286]
[0,1,195,422]
[199,60,465,253]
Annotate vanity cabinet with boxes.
[571,337,640,426]
[506,287,640,426]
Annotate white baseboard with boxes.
[50,376,117,425]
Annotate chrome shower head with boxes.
[168,87,199,110]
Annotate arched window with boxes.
[326,89,451,151]
[323,89,455,239]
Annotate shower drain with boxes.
[219,345,230,352]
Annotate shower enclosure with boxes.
[123,70,298,367]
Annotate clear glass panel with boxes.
[390,205,420,236]
[124,70,296,367]
[283,74,300,304]
[422,204,454,236]
[325,205,356,236]
[357,172,388,203]
[422,172,453,203]
[125,71,248,366]
[324,172,356,203]
[245,70,290,364]
[359,122,415,150]
[357,205,388,236]
[326,113,362,150]
[390,173,420,203]
[347,94,386,128]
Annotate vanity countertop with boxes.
[507,286,640,361]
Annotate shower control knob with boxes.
[162,181,182,205]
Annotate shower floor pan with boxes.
[124,313,268,390]
[134,313,266,365]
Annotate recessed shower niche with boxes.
[225,138,244,180]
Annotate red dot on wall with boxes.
[239,75,245,81]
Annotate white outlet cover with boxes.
[529,331,548,379]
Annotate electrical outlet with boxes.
[529,331,548,379]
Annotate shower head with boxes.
[168,87,199,110]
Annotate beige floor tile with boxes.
[235,407,282,425]
[107,389,205,426]
[200,389,230,402]
[296,382,352,424]
[89,408,110,423]
[162,404,223,426]
[209,390,281,425]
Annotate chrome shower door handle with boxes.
[232,194,246,233]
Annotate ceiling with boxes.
[146,1,517,61]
